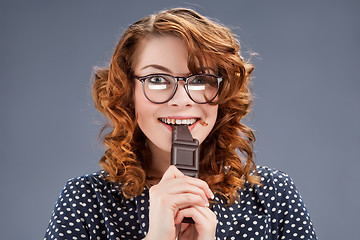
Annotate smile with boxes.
[158,117,199,126]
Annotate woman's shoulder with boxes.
[231,165,303,215]
[214,166,317,238]
[256,165,291,180]
[248,165,301,203]
[60,171,121,197]
[254,165,295,191]
[64,171,106,186]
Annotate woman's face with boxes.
[133,35,218,154]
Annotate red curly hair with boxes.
[92,8,260,205]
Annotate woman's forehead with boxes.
[134,36,188,74]
[133,35,218,74]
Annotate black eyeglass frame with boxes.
[135,73,223,104]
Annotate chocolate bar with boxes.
[171,125,199,177]
[171,125,199,224]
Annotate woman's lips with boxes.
[158,117,199,125]
[158,117,200,132]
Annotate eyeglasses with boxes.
[136,73,223,104]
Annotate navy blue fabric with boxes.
[44,166,317,239]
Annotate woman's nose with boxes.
[167,81,194,107]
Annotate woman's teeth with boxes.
[159,118,198,126]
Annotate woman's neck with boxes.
[146,139,171,179]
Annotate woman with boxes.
[45,8,317,239]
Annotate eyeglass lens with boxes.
[143,74,220,103]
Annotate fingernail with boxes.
[205,201,210,207]
[208,189,215,199]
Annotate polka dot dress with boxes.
[44,166,317,239]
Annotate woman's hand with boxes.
[144,165,216,240]
[175,204,217,240]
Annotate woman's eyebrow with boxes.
[140,64,172,73]
[140,64,215,75]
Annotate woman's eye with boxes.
[191,77,205,84]
[149,76,167,83]
[147,76,170,90]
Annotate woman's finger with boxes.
[152,178,210,205]
[174,205,215,225]
[178,175,214,200]
[171,193,208,209]
[159,165,184,183]
[159,166,214,200]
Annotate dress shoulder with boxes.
[62,170,122,195]
[44,171,125,240]
[252,165,317,239]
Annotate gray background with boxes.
[1,0,359,239]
